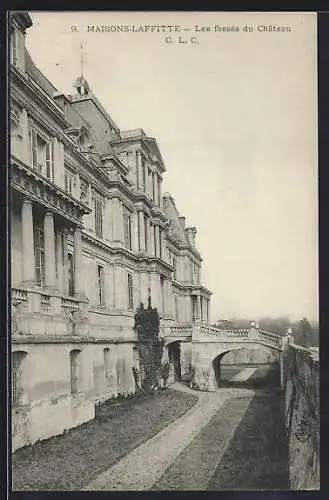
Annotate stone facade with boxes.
[283,343,319,489]
[10,13,212,451]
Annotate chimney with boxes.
[185,227,197,247]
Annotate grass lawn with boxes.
[12,388,198,491]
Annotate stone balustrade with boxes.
[167,323,283,349]
[11,286,84,336]
[120,128,146,139]
[168,324,193,337]
[61,297,80,311]
[12,287,28,303]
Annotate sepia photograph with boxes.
[9,10,319,491]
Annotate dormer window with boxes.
[30,128,54,181]
[73,76,90,97]
[10,27,18,68]
[64,169,75,195]
[80,179,89,204]
[10,105,22,140]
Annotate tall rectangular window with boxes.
[31,128,54,180]
[127,273,133,310]
[94,196,103,238]
[154,226,157,257]
[68,252,74,296]
[97,265,105,306]
[123,211,132,250]
[144,215,148,252]
[34,224,45,286]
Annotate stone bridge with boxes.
[162,322,289,391]
[162,322,319,489]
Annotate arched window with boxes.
[70,349,82,395]
[12,351,28,407]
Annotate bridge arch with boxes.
[166,340,182,382]
[210,345,280,389]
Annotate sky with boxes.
[25,11,318,323]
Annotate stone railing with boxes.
[195,324,283,348]
[12,288,28,304]
[40,294,51,312]
[61,297,80,311]
[168,324,193,337]
[258,329,282,347]
[283,343,319,489]
[11,286,83,316]
[120,128,146,139]
[224,329,250,338]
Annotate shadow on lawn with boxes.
[208,388,289,490]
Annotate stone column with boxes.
[138,211,145,251]
[44,211,57,289]
[144,215,149,253]
[73,226,84,297]
[62,229,69,295]
[155,225,160,258]
[55,230,64,293]
[21,199,35,283]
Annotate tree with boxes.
[133,301,164,392]
[292,318,314,348]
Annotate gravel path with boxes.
[84,384,255,491]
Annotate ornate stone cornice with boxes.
[11,156,91,223]
[186,284,213,297]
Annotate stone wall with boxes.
[283,343,319,490]
[12,340,136,451]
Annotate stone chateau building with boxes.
[10,12,212,451]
